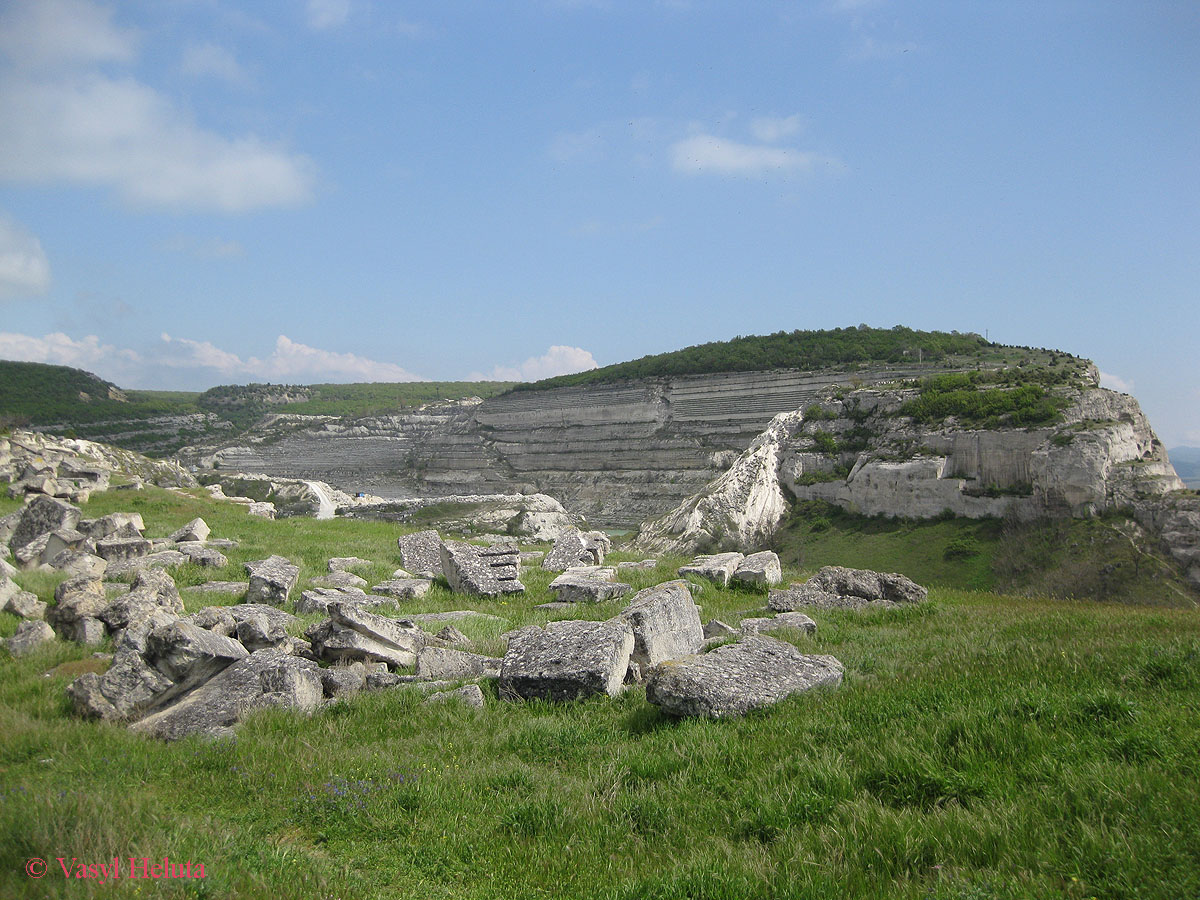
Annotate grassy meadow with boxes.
[1,486,1199,898]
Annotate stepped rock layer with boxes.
[189,365,951,528]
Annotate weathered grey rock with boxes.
[321,662,367,698]
[78,512,144,541]
[370,578,432,600]
[235,612,291,651]
[679,552,745,587]
[328,556,373,573]
[433,624,470,646]
[13,532,51,568]
[498,619,634,702]
[68,616,107,645]
[295,586,387,615]
[405,610,503,625]
[104,550,189,578]
[113,607,179,656]
[40,528,92,564]
[617,559,658,572]
[441,540,524,596]
[768,566,927,611]
[305,602,425,669]
[46,549,107,578]
[739,612,817,636]
[645,635,844,718]
[145,620,248,686]
[187,581,249,596]
[617,580,704,668]
[9,495,81,551]
[731,551,783,588]
[548,566,632,603]
[520,551,545,563]
[247,501,276,519]
[5,620,56,656]
[3,584,47,620]
[398,530,445,578]
[131,649,323,741]
[244,555,300,606]
[423,683,485,708]
[95,537,152,562]
[702,619,738,640]
[100,568,185,634]
[415,647,501,680]
[311,571,368,589]
[541,527,591,572]
[0,510,22,548]
[169,517,210,543]
[176,543,228,567]
[68,646,176,720]
[47,575,109,639]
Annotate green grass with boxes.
[2,487,1199,898]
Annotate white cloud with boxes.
[750,114,803,143]
[1099,371,1134,394]
[160,235,245,259]
[306,0,351,30]
[0,331,426,388]
[0,1,314,213]
[670,134,833,177]
[474,345,599,382]
[179,43,248,86]
[0,214,51,299]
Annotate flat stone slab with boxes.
[328,556,373,573]
[739,612,817,636]
[305,602,425,669]
[679,552,745,587]
[370,578,433,600]
[404,610,503,624]
[415,647,501,680]
[441,541,524,596]
[295,587,389,615]
[311,571,368,589]
[398,530,444,578]
[186,581,249,595]
[548,566,631,603]
[105,551,189,578]
[498,619,633,702]
[645,635,844,718]
[423,683,485,708]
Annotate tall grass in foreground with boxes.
[1,487,1198,898]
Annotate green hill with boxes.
[511,325,1081,392]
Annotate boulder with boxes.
[498,619,634,702]
[244,555,300,606]
[68,651,173,721]
[541,527,609,572]
[99,568,185,634]
[433,624,470,647]
[768,566,928,611]
[548,566,632,603]
[305,602,425,669]
[370,578,433,601]
[295,587,387,615]
[398,530,444,578]
[415,647,501,680]
[9,495,81,551]
[739,612,817,636]
[311,571,368,589]
[617,580,704,669]
[440,540,524,596]
[47,575,109,641]
[5,620,56,656]
[130,650,323,741]
[678,552,745,587]
[176,543,228,568]
[731,551,783,587]
[40,528,92,564]
[13,533,52,569]
[645,635,844,718]
[321,663,368,698]
[329,556,373,573]
[95,537,152,562]
[145,620,249,688]
[77,512,144,541]
[235,612,292,652]
[3,584,47,620]
[169,517,210,543]
[423,683,485,709]
[46,549,107,578]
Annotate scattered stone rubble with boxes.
[769,565,928,611]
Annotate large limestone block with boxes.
[415,647,502,680]
[3,583,47,620]
[46,549,107,578]
[40,528,92,565]
[146,620,249,686]
[78,512,144,541]
[295,586,386,615]
[679,552,745,587]
[305,602,425,669]
[617,580,704,668]
[310,571,368,590]
[398,530,444,578]
[169,517,210,543]
[100,568,184,633]
[9,495,81,551]
[542,527,609,572]
[370,578,433,601]
[244,555,300,606]
[548,566,632,604]
[177,543,228,568]
[645,635,844,718]
[6,620,56,657]
[95,537,152,562]
[440,540,524,596]
[769,565,927,611]
[739,612,817,636]
[731,551,782,588]
[499,619,634,702]
[130,650,323,741]
[48,575,109,630]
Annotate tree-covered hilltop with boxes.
[511,325,1078,392]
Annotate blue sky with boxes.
[0,0,1197,445]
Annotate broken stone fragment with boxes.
[370,578,432,600]
[738,612,817,636]
[731,550,783,588]
[310,571,368,589]
[498,619,634,702]
[244,555,300,606]
[415,646,501,680]
[548,566,631,603]
[440,540,524,596]
[616,580,704,669]
[169,517,210,543]
[768,565,927,611]
[645,635,843,718]
[398,530,444,578]
[304,602,425,669]
[678,552,745,587]
[423,683,485,708]
[5,620,56,656]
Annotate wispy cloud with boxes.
[472,346,599,382]
[306,0,351,30]
[749,114,804,143]
[0,214,51,300]
[0,331,427,388]
[1099,371,1134,394]
[0,0,314,213]
[179,42,250,86]
[670,134,837,177]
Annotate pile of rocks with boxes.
[541,527,612,572]
[769,565,928,610]
[678,550,783,588]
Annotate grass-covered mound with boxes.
[512,326,1079,392]
[2,486,1198,899]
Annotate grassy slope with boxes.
[1,488,1199,899]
